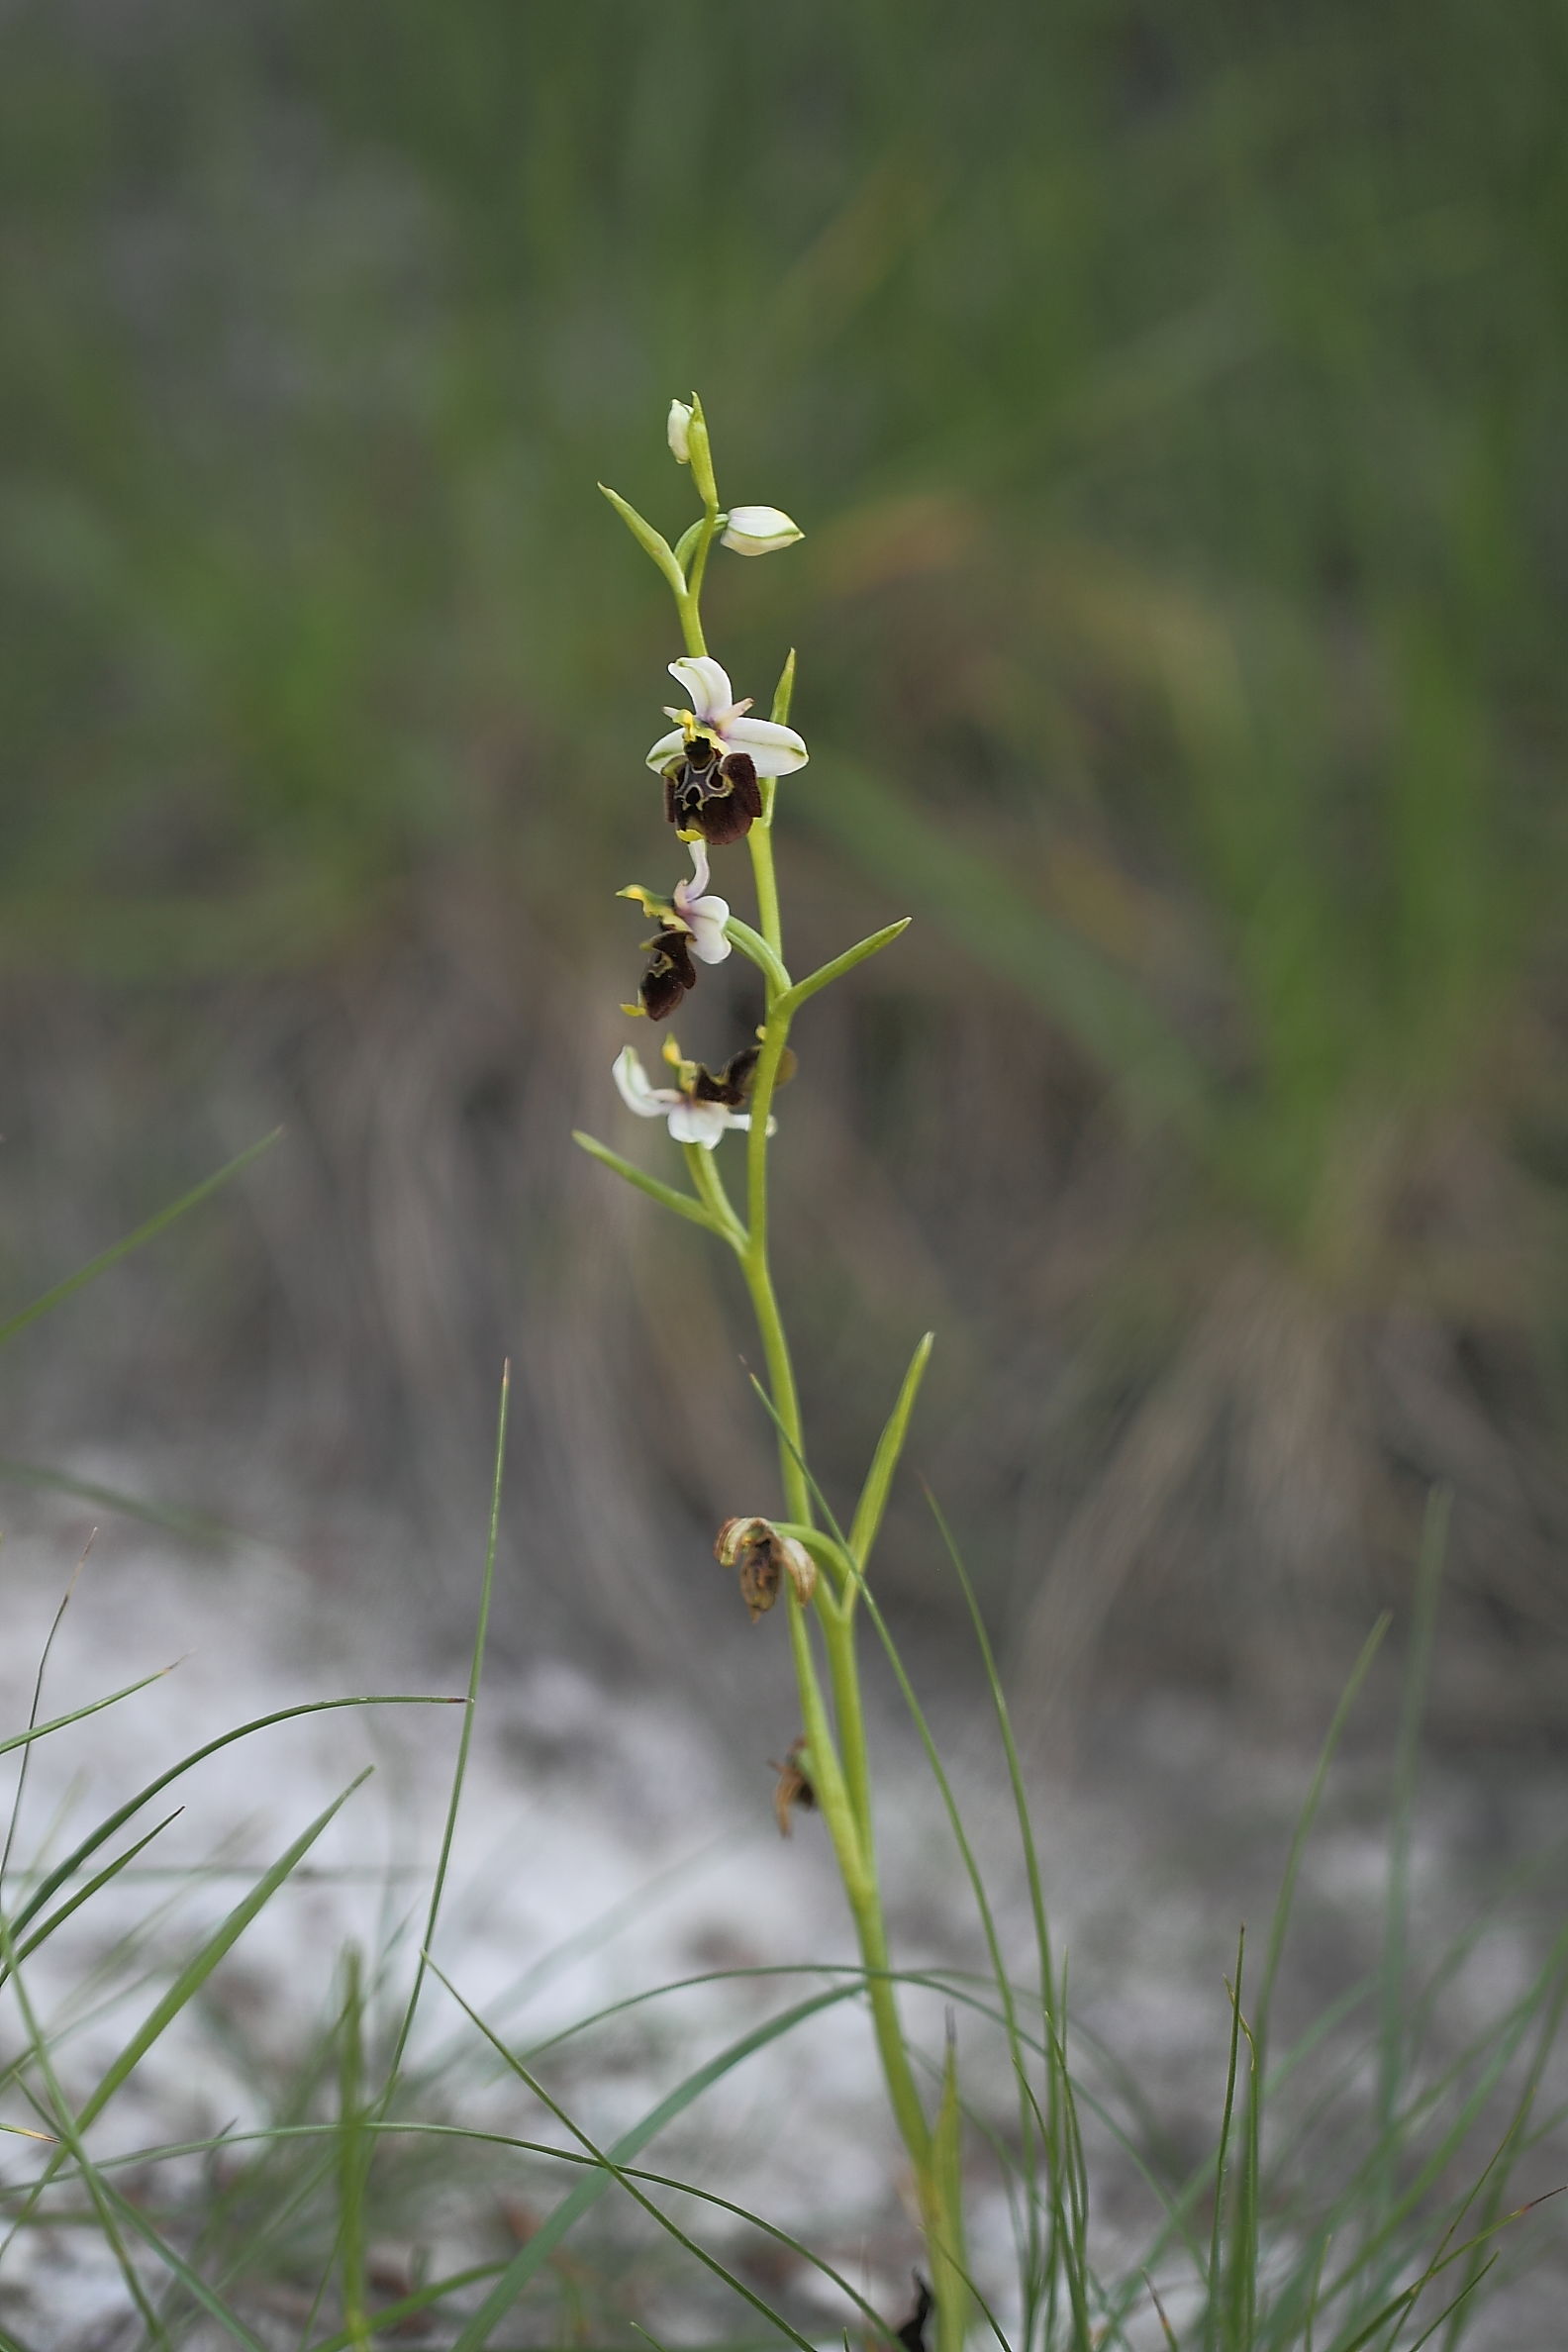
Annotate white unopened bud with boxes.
[667,399,694,463]
[721,504,804,557]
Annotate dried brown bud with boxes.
[715,1516,817,1620]
[769,1739,816,1837]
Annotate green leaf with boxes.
[597,482,686,599]
[775,917,911,1017]
[770,646,797,726]
[572,1129,721,1233]
[847,1330,933,1571]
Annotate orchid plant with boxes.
[577,398,969,2351]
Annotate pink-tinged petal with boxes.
[722,716,809,778]
[613,1046,677,1119]
[667,1098,734,1148]
[685,839,713,897]
[667,655,735,724]
[645,727,685,773]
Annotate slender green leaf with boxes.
[775,917,911,1018]
[572,1130,720,1233]
[847,1330,933,1571]
[597,482,686,598]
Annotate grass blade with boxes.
[0,1129,281,1349]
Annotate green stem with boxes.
[682,1142,746,1253]
[785,1596,932,2180]
[724,916,791,999]
[676,504,721,657]
[654,461,961,2335]
[740,1244,811,1528]
[747,821,784,971]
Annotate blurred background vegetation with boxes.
[2,0,1566,1729]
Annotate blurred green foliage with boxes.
[5,0,1565,1240]
[3,0,1568,1657]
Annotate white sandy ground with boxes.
[0,1515,1562,2349]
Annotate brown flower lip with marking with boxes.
[636,924,697,1021]
[715,1514,818,1620]
[662,737,763,847]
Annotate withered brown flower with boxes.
[715,1514,818,1620]
[769,1739,816,1837]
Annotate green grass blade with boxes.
[0,1129,281,1350]
[7,1694,456,1944]
[1381,1492,1449,2159]
[0,1664,177,1759]
[385,1362,509,2092]
[447,1984,862,2348]
[1204,1930,1245,2352]
[429,1958,822,2352]
[1253,1614,1391,2070]
[14,1810,184,1963]
[335,1946,370,2349]
[76,1767,373,2130]
[0,1458,242,1546]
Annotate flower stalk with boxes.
[582,399,970,2350]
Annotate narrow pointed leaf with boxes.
[848,1331,934,1571]
[598,482,687,598]
[573,1130,721,1232]
[776,919,910,1018]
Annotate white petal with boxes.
[721,505,804,556]
[645,727,685,774]
[613,1046,676,1120]
[666,399,693,463]
[722,715,810,778]
[667,655,735,723]
[684,839,712,897]
[680,894,732,964]
[666,1098,733,1148]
